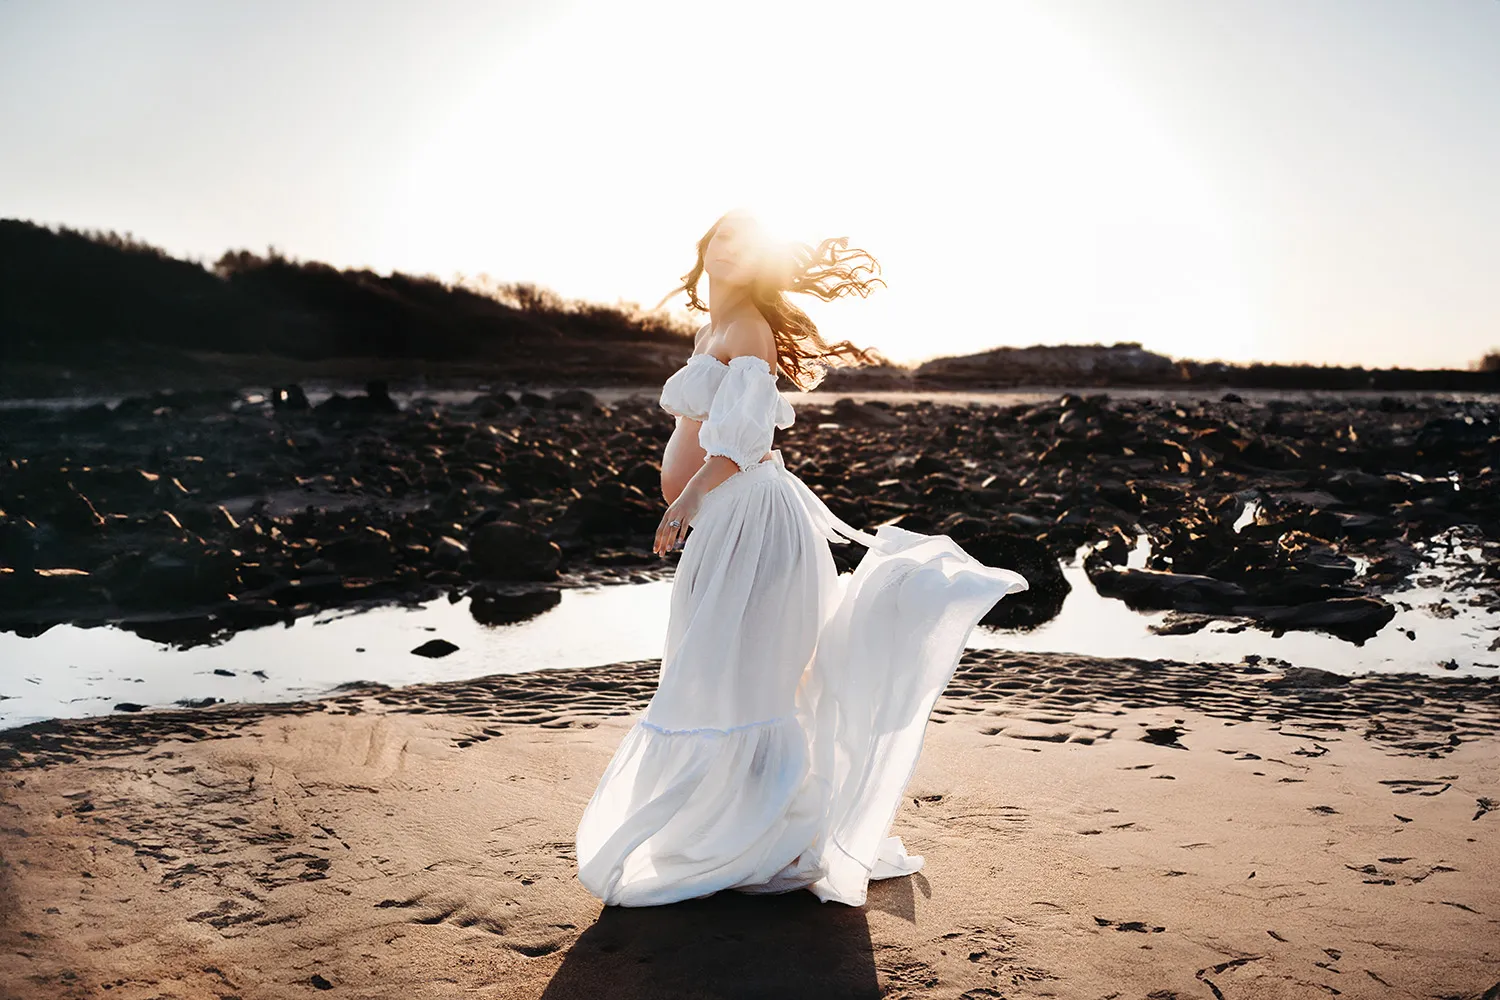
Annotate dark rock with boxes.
[321,531,397,577]
[1417,414,1495,452]
[469,522,561,580]
[411,638,459,658]
[431,536,468,566]
[313,392,350,414]
[831,397,901,427]
[315,382,399,417]
[1088,564,1249,613]
[500,451,575,493]
[1089,526,1135,566]
[961,532,1069,629]
[1255,597,1396,644]
[1322,469,1396,503]
[121,548,235,608]
[1330,511,1400,541]
[1276,531,1358,587]
[272,384,310,411]
[365,380,399,411]
[551,388,598,410]
[271,574,349,605]
[1148,612,1218,636]
[1268,489,1344,511]
[0,518,39,573]
[909,454,951,477]
[1265,666,1350,689]
[556,493,658,537]
[623,462,661,496]
[53,486,107,534]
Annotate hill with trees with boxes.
[2,219,1495,395]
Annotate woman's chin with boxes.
[707,265,749,288]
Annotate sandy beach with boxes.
[3,650,1497,999]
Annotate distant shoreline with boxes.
[5,220,1498,399]
[3,352,1499,402]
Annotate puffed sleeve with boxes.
[698,355,795,472]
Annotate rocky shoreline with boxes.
[1,384,1496,651]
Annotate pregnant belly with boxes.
[659,416,769,504]
[660,417,708,504]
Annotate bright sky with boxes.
[2,0,1497,368]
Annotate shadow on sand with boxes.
[540,876,928,999]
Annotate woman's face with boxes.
[702,213,766,287]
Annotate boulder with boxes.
[550,388,598,411]
[831,397,901,427]
[1255,597,1396,644]
[961,532,1069,629]
[1088,564,1248,613]
[469,521,561,580]
[411,638,459,658]
[272,384,310,411]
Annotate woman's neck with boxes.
[705,278,756,330]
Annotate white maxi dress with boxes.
[575,352,1029,907]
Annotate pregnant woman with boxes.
[574,209,1029,908]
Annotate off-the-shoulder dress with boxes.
[574,348,1029,907]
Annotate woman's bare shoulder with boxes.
[722,315,777,368]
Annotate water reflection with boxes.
[3,537,1495,731]
[0,581,673,730]
[975,547,1499,677]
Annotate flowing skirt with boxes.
[575,450,1029,907]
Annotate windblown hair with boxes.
[658,213,889,390]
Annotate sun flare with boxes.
[381,0,1256,365]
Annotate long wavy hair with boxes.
[657,211,889,390]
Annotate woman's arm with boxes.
[652,318,778,556]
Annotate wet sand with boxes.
[2,651,1498,999]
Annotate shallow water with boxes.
[3,535,1495,732]
[4,385,1496,730]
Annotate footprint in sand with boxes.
[937,926,1056,990]
[1379,778,1454,796]
[1344,859,1460,887]
[1139,724,1189,749]
[388,893,510,937]
[1093,916,1166,933]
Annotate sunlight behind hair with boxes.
[383,0,1256,365]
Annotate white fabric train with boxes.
[575,352,1029,907]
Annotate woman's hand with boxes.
[654,486,704,556]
